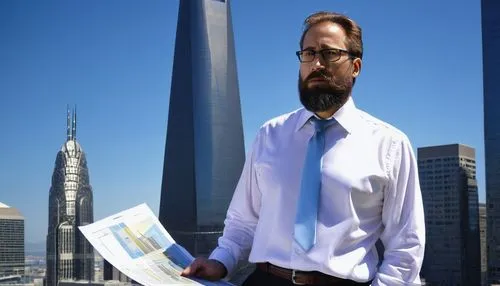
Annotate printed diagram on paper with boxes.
[79,204,233,286]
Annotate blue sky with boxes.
[0,0,484,244]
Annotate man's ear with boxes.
[352,58,362,78]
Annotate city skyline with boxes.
[0,0,485,246]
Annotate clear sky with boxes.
[0,0,484,244]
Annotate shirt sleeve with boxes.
[372,135,426,285]
[208,132,262,276]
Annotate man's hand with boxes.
[181,257,227,281]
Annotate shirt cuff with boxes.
[209,247,237,277]
[372,272,422,286]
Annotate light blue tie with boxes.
[294,118,332,251]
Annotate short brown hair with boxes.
[299,11,363,60]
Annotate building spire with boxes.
[67,105,72,141]
[72,105,77,140]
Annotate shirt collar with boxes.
[295,96,358,134]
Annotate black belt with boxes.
[256,262,370,285]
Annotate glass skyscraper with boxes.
[45,108,94,286]
[158,0,245,258]
[418,144,481,285]
[482,0,500,284]
[0,202,24,277]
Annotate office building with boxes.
[482,0,500,283]
[158,0,245,258]
[103,260,131,283]
[45,108,94,286]
[419,144,481,285]
[480,203,487,285]
[0,202,24,277]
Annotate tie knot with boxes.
[311,117,334,132]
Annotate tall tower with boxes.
[46,107,94,286]
[418,144,481,285]
[482,0,500,284]
[158,0,245,257]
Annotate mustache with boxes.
[305,70,332,82]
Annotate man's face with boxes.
[298,21,360,113]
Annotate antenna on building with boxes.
[67,105,72,141]
[72,105,77,140]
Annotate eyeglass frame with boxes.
[295,48,356,63]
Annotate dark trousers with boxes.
[242,267,372,286]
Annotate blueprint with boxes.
[79,203,234,286]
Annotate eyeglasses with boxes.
[296,48,354,63]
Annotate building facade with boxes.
[158,0,245,258]
[0,202,24,277]
[482,0,500,284]
[103,260,132,283]
[46,108,94,286]
[480,203,487,286]
[419,144,481,285]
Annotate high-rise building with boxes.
[482,0,500,284]
[0,202,24,277]
[158,0,245,259]
[480,203,487,286]
[103,260,131,283]
[46,108,94,286]
[418,144,481,285]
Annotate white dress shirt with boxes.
[209,97,425,285]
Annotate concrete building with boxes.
[418,144,481,285]
[0,202,24,277]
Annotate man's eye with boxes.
[325,50,339,56]
[303,51,315,56]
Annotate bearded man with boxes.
[182,11,425,286]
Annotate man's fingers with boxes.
[181,263,200,276]
[181,258,204,277]
[181,265,192,276]
[180,258,225,281]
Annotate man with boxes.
[182,11,425,286]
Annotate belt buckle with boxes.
[292,269,306,285]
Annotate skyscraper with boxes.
[418,144,481,285]
[158,0,245,258]
[480,203,487,286]
[0,202,24,277]
[103,260,132,283]
[482,0,500,284]
[46,108,94,286]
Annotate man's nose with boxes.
[312,55,326,70]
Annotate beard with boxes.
[298,69,353,113]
